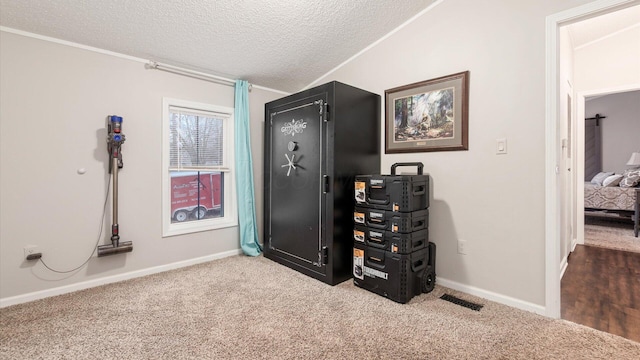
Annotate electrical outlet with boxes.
[24,245,40,260]
[457,239,467,255]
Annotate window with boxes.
[162,98,236,236]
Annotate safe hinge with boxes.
[323,103,330,122]
[321,246,328,265]
[323,175,330,193]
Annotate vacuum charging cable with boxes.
[39,176,111,273]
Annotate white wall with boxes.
[309,0,596,308]
[586,90,640,173]
[574,23,640,176]
[0,31,282,301]
[574,26,640,92]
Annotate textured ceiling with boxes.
[0,0,436,92]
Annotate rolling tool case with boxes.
[353,225,427,254]
[353,162,435,303]
[354,162,429,212]
[353,207,428,233]
[353,241,436,304]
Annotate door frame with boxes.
[545,0,639,318]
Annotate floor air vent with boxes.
[440,294,484,311]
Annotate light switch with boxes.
[496,138,507,154]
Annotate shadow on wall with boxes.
[94,124,110,176]
[86,254,128,276]
[428,175,468,285]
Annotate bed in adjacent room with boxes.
[585,170,640,237]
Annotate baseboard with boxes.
[0,249,243,308]
[560,256,569,279]
[5,253,547,315]
[436,277,546,316]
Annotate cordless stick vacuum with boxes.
[97,115,133,257]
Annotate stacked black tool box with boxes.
[352,163,436,304]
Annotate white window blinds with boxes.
[169,106,228,171]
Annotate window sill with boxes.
[162,219,238,238]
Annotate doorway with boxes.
[545,0,640,319]
[561,88,640,342]
[577,89,640,248]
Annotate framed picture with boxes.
[385,71,469,153]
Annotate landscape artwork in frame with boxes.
[385,71,469,153]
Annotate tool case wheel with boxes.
[422,265,435,294]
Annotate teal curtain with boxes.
[235,80,262,256]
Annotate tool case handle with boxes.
[365,219,387,230]
[411,258,427,273]
[391,162,424,175]
[366,198,388,206]
[365,184,389,206]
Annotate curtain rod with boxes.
[145,61,252,91]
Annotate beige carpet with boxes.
[1,255,639,359]
[584,215,640,253]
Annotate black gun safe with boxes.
[264,81,380,285]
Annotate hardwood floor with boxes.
[562,245,640,342]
